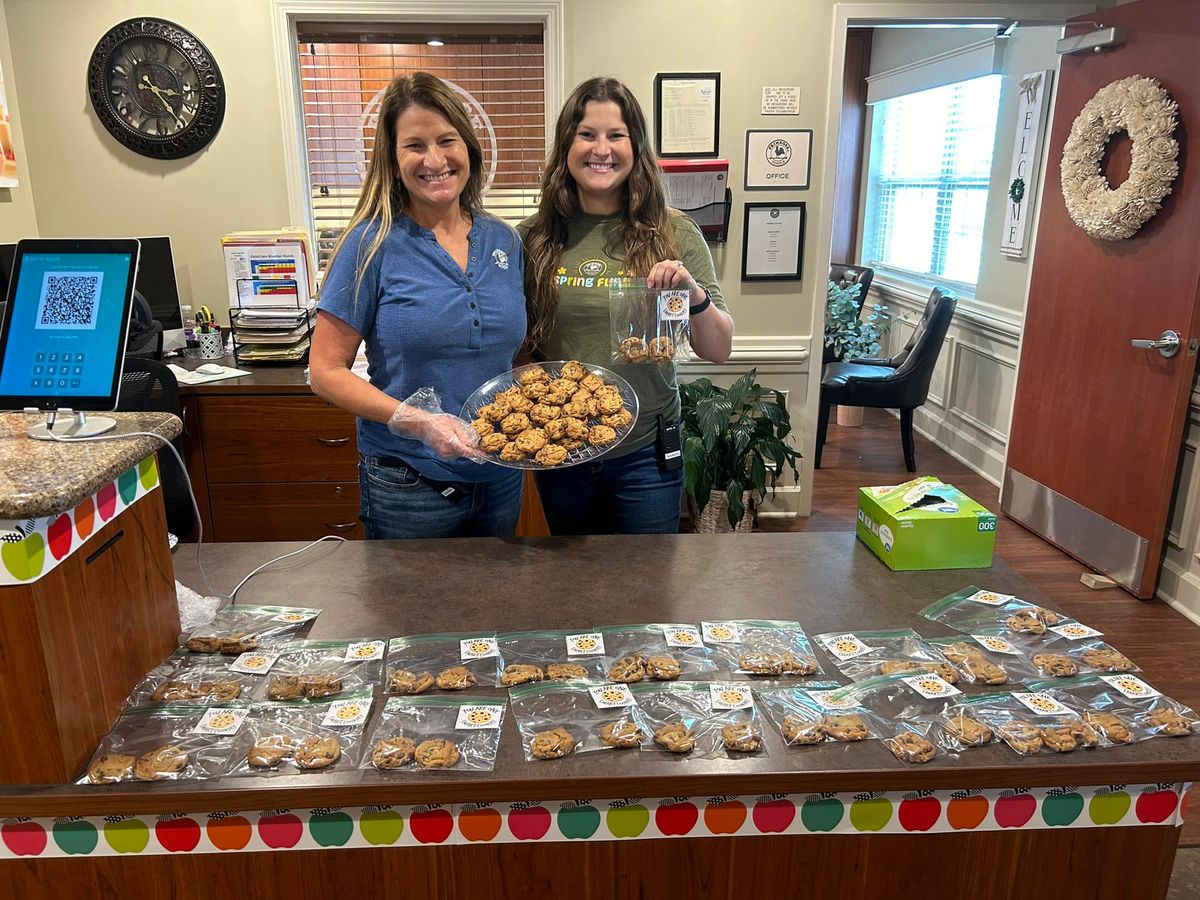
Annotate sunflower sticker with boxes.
[1049,623,1103,641]
[1013,692,1071,716]
[229,651,280,674]
[710,683,753,710]
[820,633,876,661]
[663,625,703,648]
[970,634,1021,656]
[322,697,373,727]
[901,673,961,699]
[459,637,499,660]
[967,590,1015,607]
[565,633,606,656]
[455,704,505,730]
[345,640,385,661]
[1101,675,1161,699]
[701,621,742,644]
[589,683,636,709]
[193,707,249,735]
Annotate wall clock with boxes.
[87,18,225,160]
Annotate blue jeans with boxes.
[359,455,523,539]
[535,442,684,535]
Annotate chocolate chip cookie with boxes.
[501,663,545,687]
[1033,653,1079,677]
[134,744,188,781]
[943,712,993,747]
[781,714,825,745]
[1146,707,1192,736]
[1085,711,1133,744]
[389,669,434,694]
[294,735,341,769]
[1081,647,1135,673]
[645,654,681,680]
[415,738,461,768]
[721,723,762,752]
[599,720,644,748]
[372,737,416,769]
[609,654,646,683]
[822,714,868,741]
[530,727,576,759]
[654,722,696,753]
[248,735,294,767]
[998,721,1043,755]
[435,666,476,690]
[887,731,937,763]
[87,753,135,784]
[547,663,590,681]
[740,653,785,676]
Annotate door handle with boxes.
[1131,330,1181,358]
[316,436,351,446]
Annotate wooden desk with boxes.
[177,361,549,541]
[2,534,1196,898]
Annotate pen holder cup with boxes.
[198,331,224,360]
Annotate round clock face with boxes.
[88,18,225,160]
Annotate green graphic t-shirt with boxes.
[519,211,727,458]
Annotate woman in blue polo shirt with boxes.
[310,73,526,539]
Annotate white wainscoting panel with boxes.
[1154,391,1200,625]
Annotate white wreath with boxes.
[1060,75,1179,241]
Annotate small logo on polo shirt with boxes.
[492,249,509,270]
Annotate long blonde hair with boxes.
[523,76,680,352]
[323,72,484,299]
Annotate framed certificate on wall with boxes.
[654,72,721,158]
[741,202,805,281]
[744,129,813,190]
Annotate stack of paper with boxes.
[221,227,316,310]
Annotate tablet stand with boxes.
[27,409,117,440]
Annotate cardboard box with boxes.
[856,476,996,571]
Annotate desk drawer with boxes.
[201,396,358,483]
[209,482,363,541]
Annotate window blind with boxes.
[296,25,545,270]
[863,74,1001,287]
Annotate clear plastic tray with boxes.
[460,361,639,470]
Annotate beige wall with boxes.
[0,0,38,241]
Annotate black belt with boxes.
[373,455,468,502]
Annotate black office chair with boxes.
[825,264,875,363]
[117,358,194,538]
[816,287,957,473]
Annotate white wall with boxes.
[0,0,38,241]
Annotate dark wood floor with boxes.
[757,409,1200,843]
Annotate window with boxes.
[296,23,545,270]
[862,75,1002,287]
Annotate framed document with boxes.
[744,129,812,190]
[741,202,805,281]
[654,72,720,158]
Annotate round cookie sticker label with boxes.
[1012,692,1072,716]
[321,697,374,727]
[229,651,280,674]
[900,673,961,699]
[967,590,1015,606]
[193,707,249,735]
[806,689,859,711]
[819,633,877,661]
[710,683,753,710]
[459,637,499,660]
[455,704,505,730]
[589,684,636,708]
[566,633,606,656]
[345,641,385,661]
[701,622,743,644]
[270,610,320,624]
[662,625,704,647]
[1048,623,1103,640]
[1101,675,1161,699]
[971,634,1022,655]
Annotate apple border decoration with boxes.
[0,457,159,585]
[1,783,1185,858]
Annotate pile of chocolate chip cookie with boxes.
[470,361,634,466]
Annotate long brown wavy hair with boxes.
[523,76,681,352]
[323,72,485,301]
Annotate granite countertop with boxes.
[0,411,182,519]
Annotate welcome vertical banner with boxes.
[1000,70,1053,260]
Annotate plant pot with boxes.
[836,405,864,427]
[691,490,755,534]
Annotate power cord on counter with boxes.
[42,415,346,604]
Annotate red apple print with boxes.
[206,816,252,851]
[1136,789,1179,824]
[994,793,1037,828]
[946,795,989,830]
[155,817,201,852]
[47,514,73,561]
[703,800,747,835]
[898,796,941,832]
[1,821,47,856]
[507,806,551,841]
[74,497,94,540]
[97,483,117,522]
[410,808,454,844]
[257,813,303,849]
[655,801,698,836]
[752,799,796,833]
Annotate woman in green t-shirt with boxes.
[520,76,735,534]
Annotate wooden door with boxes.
[1004,0,1200,597]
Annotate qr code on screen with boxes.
[36,271,105,331]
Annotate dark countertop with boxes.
[5,532,1198,816]
[0,411,182,519]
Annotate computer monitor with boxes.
[0,238,140,438]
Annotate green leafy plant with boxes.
[679,369,802,528]
[825,280,891,361]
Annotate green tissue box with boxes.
[856,476,996,571]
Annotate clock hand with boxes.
[138,76,185,127]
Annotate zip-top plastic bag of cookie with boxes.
[754,681,887,749]
[361,695,506,773]
[125,649,255,709]
[594,623,717,684]
[926,632,1042,687]
[897,696,1002,754]
[918,585,1075,638]
[250,638,387,702]
[699,619,825,679]
[385,631,502,694]
[229,687,373,778]
[812,627,960,684]
[609,276,691,368]
[1039,636,1141,677]
[629,681,768,758]
[825,673,958,765]
[497,629,610,685]
[78,702,250,785]
[182,604,322,655]
[508,680,651,761]
[1024,673,1198,744]
[958,690,1099,756]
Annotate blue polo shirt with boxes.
[317,213,526,482]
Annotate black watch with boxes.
[689,291,712,315]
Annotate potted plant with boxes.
[824,280,892,425]
[678,369,802,532]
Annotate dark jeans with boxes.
[535,442,684,535]
[359,455,522,539]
